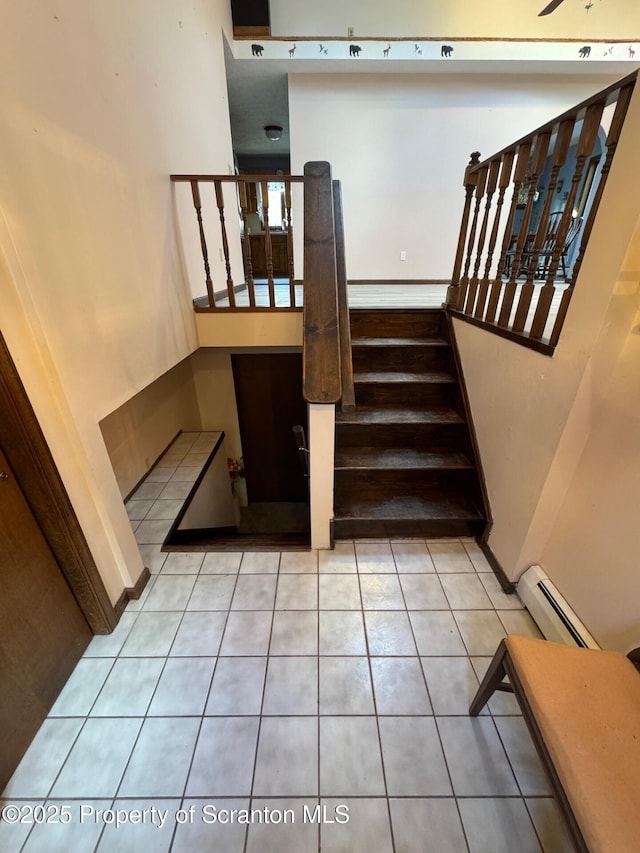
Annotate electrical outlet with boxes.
[347,27,354,38]
[400,250,407,261]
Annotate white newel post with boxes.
[308,402,335,549]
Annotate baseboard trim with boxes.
[114,567,151,619]
[479,539,517,594]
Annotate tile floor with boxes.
[1,434,574,852]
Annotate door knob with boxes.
[0,472,8,481]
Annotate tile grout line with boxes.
[397,540,473,853]
[244,551,282,853]
[354,542,397,853]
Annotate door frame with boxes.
[0,331,116,633]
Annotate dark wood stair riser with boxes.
[354,382,457,408]
[351,344,452,373]
[350,309,443,339]
[335,469,478,500]
[335,422,467,449]
[334,517,483,538]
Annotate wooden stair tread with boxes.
[353,370,456,384]
[335,495,483,521]
[352,337,449,347]
[336,407,464,425]
[335,448,472,470]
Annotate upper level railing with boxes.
[171,164,354,407]
[446,70,637,354]
[171,173,304,310]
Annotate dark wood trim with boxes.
[348,279,450,286]
[162,432,226,548]
[478,539,517,593]
[0,333,116,634]
[232,34,640,44]
[448,309,555,356]
[113,567,151,619]
[233,25,271,38]
[194,304,303,314]
[214,282,248,302]
[444,312,492,536]
[164,526,238,547]
[124,430,182,503]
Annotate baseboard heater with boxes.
[517,565,599,649]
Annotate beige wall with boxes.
[289,73,616,281]
[99,357,202,499]
[453,82,640,649]
[538,223,640,653]
[271,0,640,40]
[0,0,235,602]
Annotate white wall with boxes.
[0,0,235,602]
[289,73,616,280]
[271,0,640,40]
[452,81,640,650]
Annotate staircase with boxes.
[333,308,487,539]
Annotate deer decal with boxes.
[288,44,296,58]
[251,43,264,57]
[349,44,362,57]
[441,45,453,58]
[578,45,591,58]
[383,44,391,57]
[630,46,636,59]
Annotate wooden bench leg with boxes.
[469,638,509,715]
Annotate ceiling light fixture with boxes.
[264,125,283,141]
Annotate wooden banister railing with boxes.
[302,161,342,404]
[446,70,638,353]
[171,173,304,310]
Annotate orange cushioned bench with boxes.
[470,634,640,853]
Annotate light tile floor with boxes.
[1,435,575,852]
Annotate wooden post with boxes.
[457,165,488,312]
[526,118,575,338]
[510,131,552,332]
[571,83,635,282]
[214,180,235,308]
[238,181,256,307]
[261,180,275,306]
[190,180,215,307]
[538,102,605,345]
[285,180,296,306]
[446,151,481,307]
[476,152,515,320]
[485,141,531,324]
[467,157,500,316]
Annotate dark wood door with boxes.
[0,446,91,788]
[232,353,308,503]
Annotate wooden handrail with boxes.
[333,179,355,411]
[466,70,638,175]
[302,162,342,404]
[448,72,637,352]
